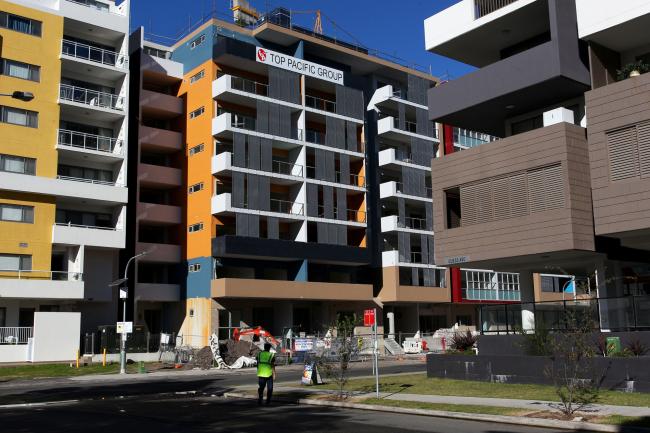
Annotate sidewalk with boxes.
[262,385,650,417]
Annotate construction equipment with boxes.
[231,0,259,26]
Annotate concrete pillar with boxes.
[386,311,395,339]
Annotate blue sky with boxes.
[130,0,474,79]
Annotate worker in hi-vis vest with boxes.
[256,342,276,405]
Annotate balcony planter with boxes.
[617,60,650,81]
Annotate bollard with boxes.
[139,361,145,374]
[76,349,80,369]
[102,348,107,367]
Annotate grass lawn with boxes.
[0,362,151,381]
[313,374,650,407]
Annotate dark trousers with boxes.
[258,376,273,403]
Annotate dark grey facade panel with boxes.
[232,172,246,208]
[336,188,347,221]
[236,213,248,236]
[326,116,336,148]
[268,103,279,136]
[398,198,406,221]
[425,203,433,231]
[328,223,338,246]
[336,86,364,119]
[306,183,319,217]
[420,234,429,264]
[338,225,347,246]
[423,268,432,287]
[323,185,334,219]
[398,103,406,130]
[269,68,300,103]
[233,132,246,167]
[326,151,336,182]
[346,122,358,152]
[248,214,260,238]
[408,74,428,106]
[256,100,269,134]
[278,106,291,138]
[260,138,272,172]
[416,107,430,137]
[248,135,260,170]
[339,154,350,185]
[428,237,435,265]
[247,174,259,209]
[267,216,279,239]
[259,175,270,211]
[398,231,410,262]
[315,149,325,180]
[317,222,329,243]
[412,267,419,286]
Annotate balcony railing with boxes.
[55,222,117,231]
[0,327,32,345]
[231,113,256,131]
[305,130,326,145]
[395,182,433,199]
[305,95,336,113]
[270,199,303,216]
[0,269,83,281]
[462,269,521,301]
[474,0,519,19]
[61,39,125,68]
[231,76,268,96]
[59,84,123,111]
[57,175,119,187]
[64,0,122,14]
[454,127,500,148]
[58,129,120,154]
[398,216,430,231]
[306,166,366,187]
[231,155,304,178]
[317,206,367,223]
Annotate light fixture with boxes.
[506,104,515,110]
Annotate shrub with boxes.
[450,330,477,352]
[617,60,650,81]
[625,339,648,357]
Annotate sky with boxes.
[130,0,475,80]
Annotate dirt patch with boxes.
[522,410,600,423]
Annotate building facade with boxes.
[424,0,650,331]
[0,0,130,333]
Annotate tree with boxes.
[316,314,360,400]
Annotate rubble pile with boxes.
[220,339,260,365]
[194,346,214,370]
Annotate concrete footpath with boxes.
[250,385,650,417]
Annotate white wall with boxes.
[0,345,28,363]
[576,0,650,39]
[31,312,81,362]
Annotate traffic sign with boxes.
[364,309,375,327]
[116,321,133,334]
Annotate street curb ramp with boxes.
[223,392,650,433]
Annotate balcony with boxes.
[138,164,182,188]
[211,193,304,220]
[212,278,373,301]
[377,116,437,143]
[140,89,183,118]
[367,84,428,112]
[57,129,124,161]
[0,270,84,300]
[141,53,183,81]
[61,39,127,79]
[381,250,438,268]
[135,283,181,302]
[212,112,259,139]
[431,122,594,268]
[315,206,367,224]
[52,223,125,248]
[59,84,124,115]
[60,1,128,34]
[305,166,366,188]
[305,94,336,113]
[378,265,449,303]
[454,127,499,149]
[585,71,650,239]
[533,273,595,303]
[380,181,432,202]
[381,215,432,234]
[213,74,271,109]
[461,269,521,302]
[136,242,181,264]
[139,126,183,152]
[212,152,305,181]
[378,148,431,171]
[137,203,182,225]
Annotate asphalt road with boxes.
[1,395,567,433]
[0,359,426,405]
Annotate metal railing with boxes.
[59,84,123,111]
[55,222,117,231]
[305,94,336,113]
[395,182,433,198]
[305,166,366,187]
[462,269,521,302]
[56,175,120,187]
[63,0,124,15]
[231,113,256,131]
[230,154,304,177]
[61,39,125,68]
[474,0,519,19]
[0,269,83,281]
[454,127,500,148]
[398,216,430,231]
[317,206,367,223]
[230,76,268,96]
[539,273,592,298]
[58,129,120,154]
[270,199,303,216]
[0,327,32,345]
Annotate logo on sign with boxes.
[257,48,266,62]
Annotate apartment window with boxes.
[0,254,32,271]
[58,165,113,183]
[190,34,205,50]
[0,154,36,175]
[189,143,204,156]
[0,58,40,81]
[0,203,34,223]
[189,107,205,119]
[188,222,204,233]
[190,70,205,84]
[0,11,42,36]
[188,182,204,194]
[188,263,201,273]
[143,46,169,59]
[0,106,38,128]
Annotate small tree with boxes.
[449,330,477,353]
[545,306,602,417]
[317,314,359,400]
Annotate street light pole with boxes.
[0,91,35,101]
[118,251,147,375]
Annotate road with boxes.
[0,359,425,405]
[1,395,566,433]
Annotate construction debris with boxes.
[194,346,214,370]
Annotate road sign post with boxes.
[364,308,379,398]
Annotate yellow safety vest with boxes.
[257,351,274,378]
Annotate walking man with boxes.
[256,342,276,405]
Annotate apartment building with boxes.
[424,0,650,331]
[0,0,129,333]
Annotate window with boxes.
[0,11,42,36]
[0,154,36,175]
[0,106,38,128]
[143,46,169,59]
[55,209,112,228]
[0,254,32,271]
[58,164,113,183]
[189,143,204,156]
[188,263,201,273]
[189,106,205,119]
[0,307,5,327]
[188,182,204,194]
[0,204,34,223]
[190,34,205,49]
[190,70,205,84]
[188,222,204,233]
[1,58,40,81]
